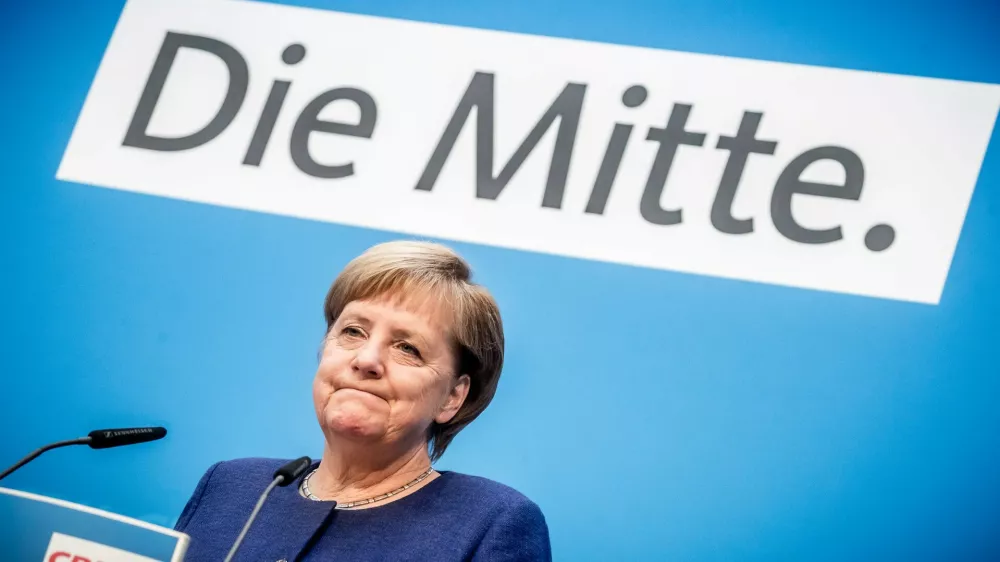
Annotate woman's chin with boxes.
[323,408,387,442]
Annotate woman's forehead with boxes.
[344,290,456,333]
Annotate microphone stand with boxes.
[223,476,284,562]
[223,456,313,562]
[0,437,92,481]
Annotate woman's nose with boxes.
[351,340,385,379]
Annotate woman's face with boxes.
[313,293,470,450]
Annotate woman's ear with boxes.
[435,374,471,424]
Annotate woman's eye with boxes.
[398,342,421,358]
[342,326,364,337]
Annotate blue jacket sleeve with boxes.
[173,462,222,532]
[472,499,552,562]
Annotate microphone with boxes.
[88,427,168,449]
[273,456,312,486]
[223,456,313,562]
[0,427,168,481]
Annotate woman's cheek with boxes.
[312,375,334,411]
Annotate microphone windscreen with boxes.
[88,427,167,449]
[274,456,312,486]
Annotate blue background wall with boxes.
[2,1,999,560]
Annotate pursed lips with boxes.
[336,386,388,402]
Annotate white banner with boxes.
[57,0,1000,304]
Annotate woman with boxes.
[175,240,551,561]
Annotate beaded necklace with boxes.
[299,467,434,509]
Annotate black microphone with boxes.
[88,427,168,449]
[0,427,168,481]
[273,456,312,487]
[223,456,313,562]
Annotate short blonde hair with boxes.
[323,240,504,461]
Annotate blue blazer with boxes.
[175,458,552,561]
